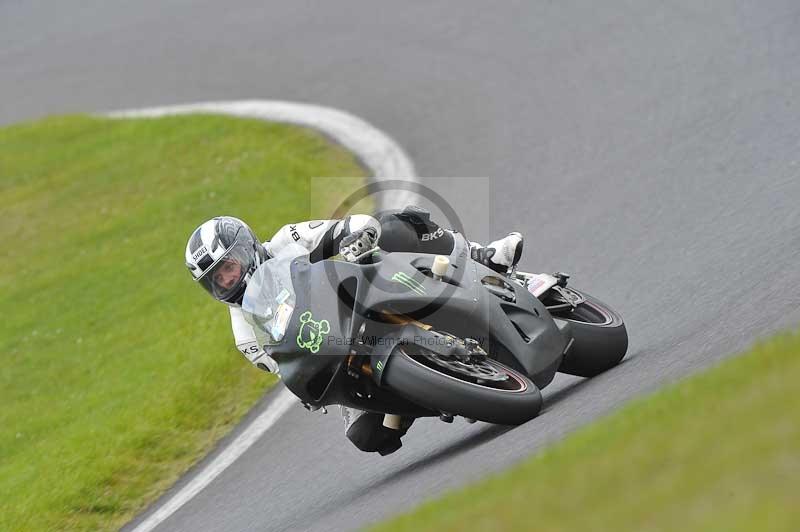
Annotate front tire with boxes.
[382,346,543,425]
[556,291,628,377]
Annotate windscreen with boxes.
[242,243,308,345]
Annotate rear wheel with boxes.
[382,343,543,425]
[554,290,628,377]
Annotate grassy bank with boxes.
[374,332,800,532]
[0,114,367,530]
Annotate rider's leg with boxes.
[378,205,524,273]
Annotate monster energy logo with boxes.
[376,360,384,372]
[391,272,426,295]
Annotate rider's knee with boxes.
[377,211,419,252]
[378,206,454,255]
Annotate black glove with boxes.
[339,227,379,262]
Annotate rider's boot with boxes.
[341,406,413,456]
[470,232,524,273]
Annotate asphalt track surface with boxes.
[3,2,800,530]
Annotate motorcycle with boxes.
[241,233,628,426]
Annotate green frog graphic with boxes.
[296,311,330,353]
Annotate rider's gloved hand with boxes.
[339,227,379,262]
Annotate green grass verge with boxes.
[373,332,800,532]
[0,114,367,531]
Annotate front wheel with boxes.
[382,345,543,425]
[555,290,628,377]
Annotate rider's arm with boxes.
[264,215,381,262]
[229,306,279,374]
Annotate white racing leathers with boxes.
[227,215,381,374]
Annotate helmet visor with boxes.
[196,239,256,302]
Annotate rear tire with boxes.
[382,346,543,425]
[556,291,628,377]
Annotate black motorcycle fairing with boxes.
[260,257,436,414]
[257,234,570,409]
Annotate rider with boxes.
[184,206,524,455]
